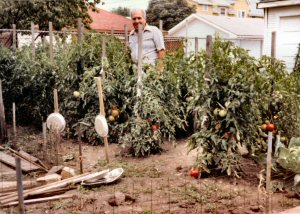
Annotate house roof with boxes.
[88,9,133,33]
[247,0,264,17]
[257,0,300,8]
[168,14,264,39]
[192,0,231,7]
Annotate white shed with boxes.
[168,14,264,58]
[257,0,300,71]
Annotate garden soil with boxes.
[1,126,300,214]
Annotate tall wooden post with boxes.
[31,22,35,59]
[0,80,7,143]
[195,37,199,54]
[206,35,213,58]
[13,102,16,138]
[16,157,25,214]
[271,31,276,59]
[124,24,129,46]
[49,22,54,64]
[159,20,163,32]
[136,24,143,99]
[77,18,82,44]
[12,24,16,51]
[111,27,114,36]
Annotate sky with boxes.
[97,0,151,11]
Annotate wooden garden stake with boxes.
[49,22,54,64]
[77,123,83,174]
[12,24,16,52]
[101,37,106,78]
[13,102,16,138]
[0,80,7,143]
[266,131,273,213]
[53,89,61,165]
[77,18,82,44]
[96,77,109,162]
[15,157,25,214]
[124,24,129,46]
[206,35,213,58]
[159,20,163,32]
[31,22,35,59]
[195,37,199,53]
[136,24,143,100]
[271,31,276,64]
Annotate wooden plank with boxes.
[0,152,41,173]
[0,181,39,193]
[0,170,108,204]
[1,147,47,171]
[1,194,73,207]
[18,150,38,163]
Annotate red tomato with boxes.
[266,123,275,132]
[189,168,199,178]
[224,131,231,139]
[151,124,159,131]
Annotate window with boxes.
[202,5,208,11]
[238,10,246,18]
[220,7,226,16]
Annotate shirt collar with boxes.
[130,24,152,35]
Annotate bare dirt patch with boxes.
[1,127,300,213]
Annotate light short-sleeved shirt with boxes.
[129,24,165,65]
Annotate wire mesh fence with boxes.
[0,28,263,58]
[1,127,300,214]
[0,25,295,214]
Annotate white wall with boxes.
[262,6,300,71]
[169,18,263,58]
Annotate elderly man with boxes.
[129,8,165,74]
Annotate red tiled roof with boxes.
[88,9,133,33]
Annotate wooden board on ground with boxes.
[18,150,39,162]
[0,151,42,173]
[0,180,39,193]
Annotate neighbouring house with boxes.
[168,14,264,58]
[187,0,263,18]
[257,0,300,71]
[88,9,133,34]
[0,9,134,49]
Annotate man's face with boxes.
[131,10,146,32]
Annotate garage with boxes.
[278,15,300,70]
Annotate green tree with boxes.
[111,6,130,17]
[146,0,195,30]
[0,0,101,30]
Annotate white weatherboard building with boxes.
[168,14,264,58]
[257,0,300,71]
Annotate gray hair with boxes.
[130,8,146,19]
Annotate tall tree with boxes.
[111,6,130,17]
[146,0,195,30]
[0,0,101,30]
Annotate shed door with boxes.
[278,15,300,71]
